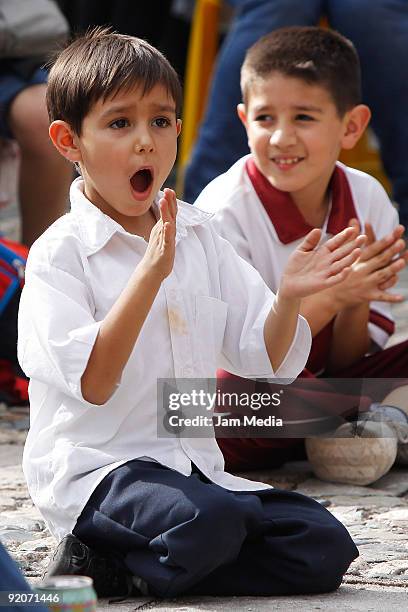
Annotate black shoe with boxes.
[44,534,134,598]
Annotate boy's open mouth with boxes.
[130,168,153,195]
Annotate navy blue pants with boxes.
[0,542,48,611]
[73,460,358,598]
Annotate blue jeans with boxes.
[184,0,408,227]
[0,543,49,611]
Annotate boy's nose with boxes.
[134,132,154,154]
[269,126,297,148]
[134,141,154,153]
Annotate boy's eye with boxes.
[110,118,129,129]
[296,114,315,122]
[152,117,171,128]
[255,114,274,123]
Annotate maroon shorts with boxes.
[216,340,408,471]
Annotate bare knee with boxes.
[8,84,53,156]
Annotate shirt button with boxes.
[182,366,193,376]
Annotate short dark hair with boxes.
[46,27,182,135]
[241,26,361,116]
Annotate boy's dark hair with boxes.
[241,26,361,116]
[46,27,182,135]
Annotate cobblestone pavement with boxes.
[1,158,408,608]
[1,429,408,610]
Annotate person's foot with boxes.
[44,534,137,598]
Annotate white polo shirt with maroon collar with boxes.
[195,155,398,370]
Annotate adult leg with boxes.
[8,83,72,246]
[183,0,323,202]
[328,0,408,227]
[187,488,358,595]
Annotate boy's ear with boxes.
[176,118,182,137]
[341,104,371,150]
[237,103,248,128]
[49,120,82,163]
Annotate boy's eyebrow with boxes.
[100,102,176,120]
[293,105,323,113]
[252,104,323,114]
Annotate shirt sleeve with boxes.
[211,230,311,382]
[18,259,102,403]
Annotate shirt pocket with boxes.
[195,295,228,376]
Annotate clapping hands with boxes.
[279,227,366,300]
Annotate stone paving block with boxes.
[0,526,43,544]
[327,495,404,507]
[0,494,19,511]
[0,464,26,486]
[0,443,24,466]
[358,543,408,563]
[95,587,408,611]
[0,428,26,445]
[329,506,368,524]
[295,478,398,498]
[371,469,408,497]
[18,536,55,553]
[0,510,46,532]
[375,508,408,523]
[366,560,408,579]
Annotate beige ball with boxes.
[306,421,397,486]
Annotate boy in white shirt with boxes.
[195,27,408,473]
[18,28,362,598]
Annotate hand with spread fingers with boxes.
[329,219,408,306]
[143,188,177,281]
[279,226,366,300]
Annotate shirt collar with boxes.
[69,177,213,255]
[245,158,357,244]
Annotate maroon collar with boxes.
[245,158,357,244]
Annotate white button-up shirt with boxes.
[18,178,311,540]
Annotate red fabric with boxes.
[216,340,408,471]
[306,320,334,374]
[0,237,28,261]
[245,158,357,243]
[0,238,29,404]
[14,376,29,402]
[369,310,395,336]
[0,359,15,396]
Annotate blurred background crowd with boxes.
[2,0,406,248]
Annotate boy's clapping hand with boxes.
[279,227,366,299]
[330,219,408,305]
[143,188,177,281]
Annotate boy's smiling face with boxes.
[67,83,180,231]
[238,72,368,211]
